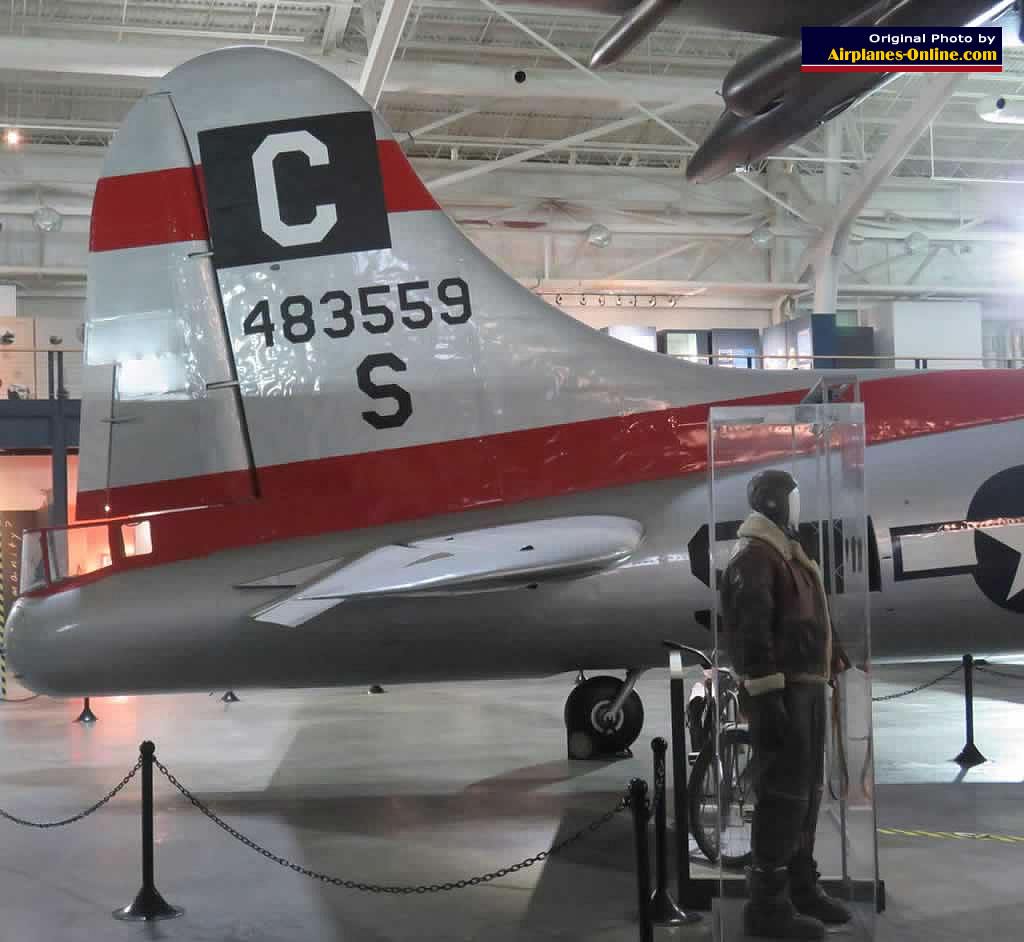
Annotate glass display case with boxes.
[707,402,878,941]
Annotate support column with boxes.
[813,251,840,315]
[812,122,844,315]
[795,75,961,305]
[824,120,843,206]
[51,386,68,529]
[358,0,414,108]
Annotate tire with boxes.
[689,726,754,869]
[564,675,644,759]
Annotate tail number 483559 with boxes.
[242,278,472,346]
[241,277,473,430]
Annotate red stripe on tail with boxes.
[90,141,438,254]
[377,140,440,213]
[90,166,209,252]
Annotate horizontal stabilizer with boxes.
[251,515,643,627]
[237,559,342,589]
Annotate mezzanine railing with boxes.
[670,353,1024,370]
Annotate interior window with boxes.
[121,520,153,557]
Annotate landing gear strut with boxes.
[564,671,645,760]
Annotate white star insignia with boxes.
[983,524,1024,602]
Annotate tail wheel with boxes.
[689,726,755,869]
[564,675,644,759]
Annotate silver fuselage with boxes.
[9,414,1024,696]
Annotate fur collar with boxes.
[737,512,822,575]
[738,512,794,560]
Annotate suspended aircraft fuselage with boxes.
[530,0,1014,183]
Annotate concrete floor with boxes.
[0,662,1021,942]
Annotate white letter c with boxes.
[252,130,338,247]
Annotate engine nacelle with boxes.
[722,38,801,118]
[721,0,903,118]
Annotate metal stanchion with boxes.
[668,648,692,907]
[955,654,987,767]
[665,643,716,910]
[629,778,654,942]
[74,697,97,723]
[649,738,701,927]
[113,742,184,922]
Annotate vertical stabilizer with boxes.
[80,46,816,526]
[81,91,257,518]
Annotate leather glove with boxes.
[750,689,789,752]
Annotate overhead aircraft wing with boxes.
[250,516,644,627]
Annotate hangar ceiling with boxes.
[3,0,1024,311]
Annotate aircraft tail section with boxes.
[78,46,822,525]
[80,89,258,518]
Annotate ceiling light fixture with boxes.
[750,222,774,247]
[4,128,20,146]
[904,231,930,254]
[584,223,612,248]
[977,96,1024,124]
[32,206,63,233]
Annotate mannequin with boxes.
[720,469,851,940]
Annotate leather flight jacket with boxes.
[721,512,846,696]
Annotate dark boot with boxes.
[744,866,825,940]
[788,853,853,925]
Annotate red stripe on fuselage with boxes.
[75,388,806,534]
[63,369,1024,596]
[89,141,438,253]
[858,370,1018,443]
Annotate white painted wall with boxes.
[863,301,983,368]
[17,298,86,321]
[0,215,89,271]
[862,304,895,362]
[563,304,770,332]
[0,285,14,317]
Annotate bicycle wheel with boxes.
[689,726,755,869]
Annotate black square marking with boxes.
[198,111,391,269]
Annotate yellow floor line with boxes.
[878,827,1024,843]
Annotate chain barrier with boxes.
[871,664,962,702]
[155,758,629,894]
[976,664,1024,681]
[0,758,141,828]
